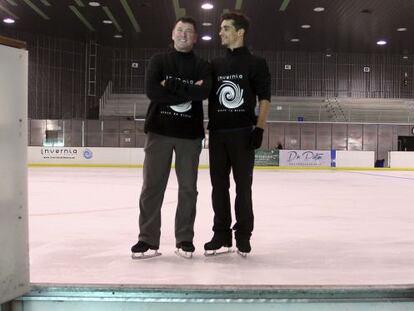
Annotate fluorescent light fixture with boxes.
[403,56,409,59]
[88,1,100,6]
[279,0,291,11]
[326,54,332,57]
[114,34,123,38]
[202,22,212,26]
[3,18,15,24]
[290,38,300,42]
[397,27,407,32]
[103,6,122,32]
[313,7,325,12]
[103,20,112,24]
[202,35,212,41]
[22,0,50,20]
[201,3,213,10]
[301,24,311,29]
[376,40,387,45]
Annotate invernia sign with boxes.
[39,148,93,160]
[28,147,155,166]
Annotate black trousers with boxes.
[208,128,255,241]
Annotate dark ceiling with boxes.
[0,0,413,54]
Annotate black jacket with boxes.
[144,49,211,139]
[208,46,271,131]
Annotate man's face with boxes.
[172,21,197,52]
[219,19,241,48]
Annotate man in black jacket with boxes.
[131,17,211,259]
[205,12,271,256]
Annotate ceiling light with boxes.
[114,34,122,38]
[202,35,212,41]
[103,20,112,24]
[397,27,408,32]
[88,1,100,7]
[201,3,213,10]
[202,22,212,26]
[376,40,387,46]
[313,7,325,12]
[403,56,409,59]
[326,54,332,57]
[3,18,15,24]
[290,38,300,42]
[301,24,311,29]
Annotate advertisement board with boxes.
[279,150,332,167]
[254,149,279,166]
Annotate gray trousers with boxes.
[138,132,202,247]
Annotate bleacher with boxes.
[99,81,414,123]
[100,93,149,118]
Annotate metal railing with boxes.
[98,81,113,119]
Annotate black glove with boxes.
[249,127,264,150]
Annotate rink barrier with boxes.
[10,284,414,311]
[28,147,414,170]
[389,151,414,168]
[27,163,414,171]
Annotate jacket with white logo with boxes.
[208,46,271,130]
[145,49,211,139]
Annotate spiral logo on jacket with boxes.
[217,80,244,109]
[170,101,192,113]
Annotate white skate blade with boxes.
[175,249,193,259]
[204,247,234,257]
[131,250,162,260]
[237,250,248,258]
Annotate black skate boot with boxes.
[175,241,195,259]
[204,234,233,256]
[131,241,161,259]
[236,239,251,257]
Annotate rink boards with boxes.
[14,284,414,311]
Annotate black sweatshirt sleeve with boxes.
[145,54,188,105]
[164,60,212,102]
[251,57,271,101]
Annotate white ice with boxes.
[28,167,414,286]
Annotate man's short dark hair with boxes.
[221,12,249,33]
[174,16,197,33]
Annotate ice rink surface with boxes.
[28,167,414,286]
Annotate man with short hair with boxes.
[131,17,211,259]
[205,12,271,256]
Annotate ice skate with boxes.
[236,239,251,258]
[175,241,195,259]
[204,236,233,256]
[131,241,161,259]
